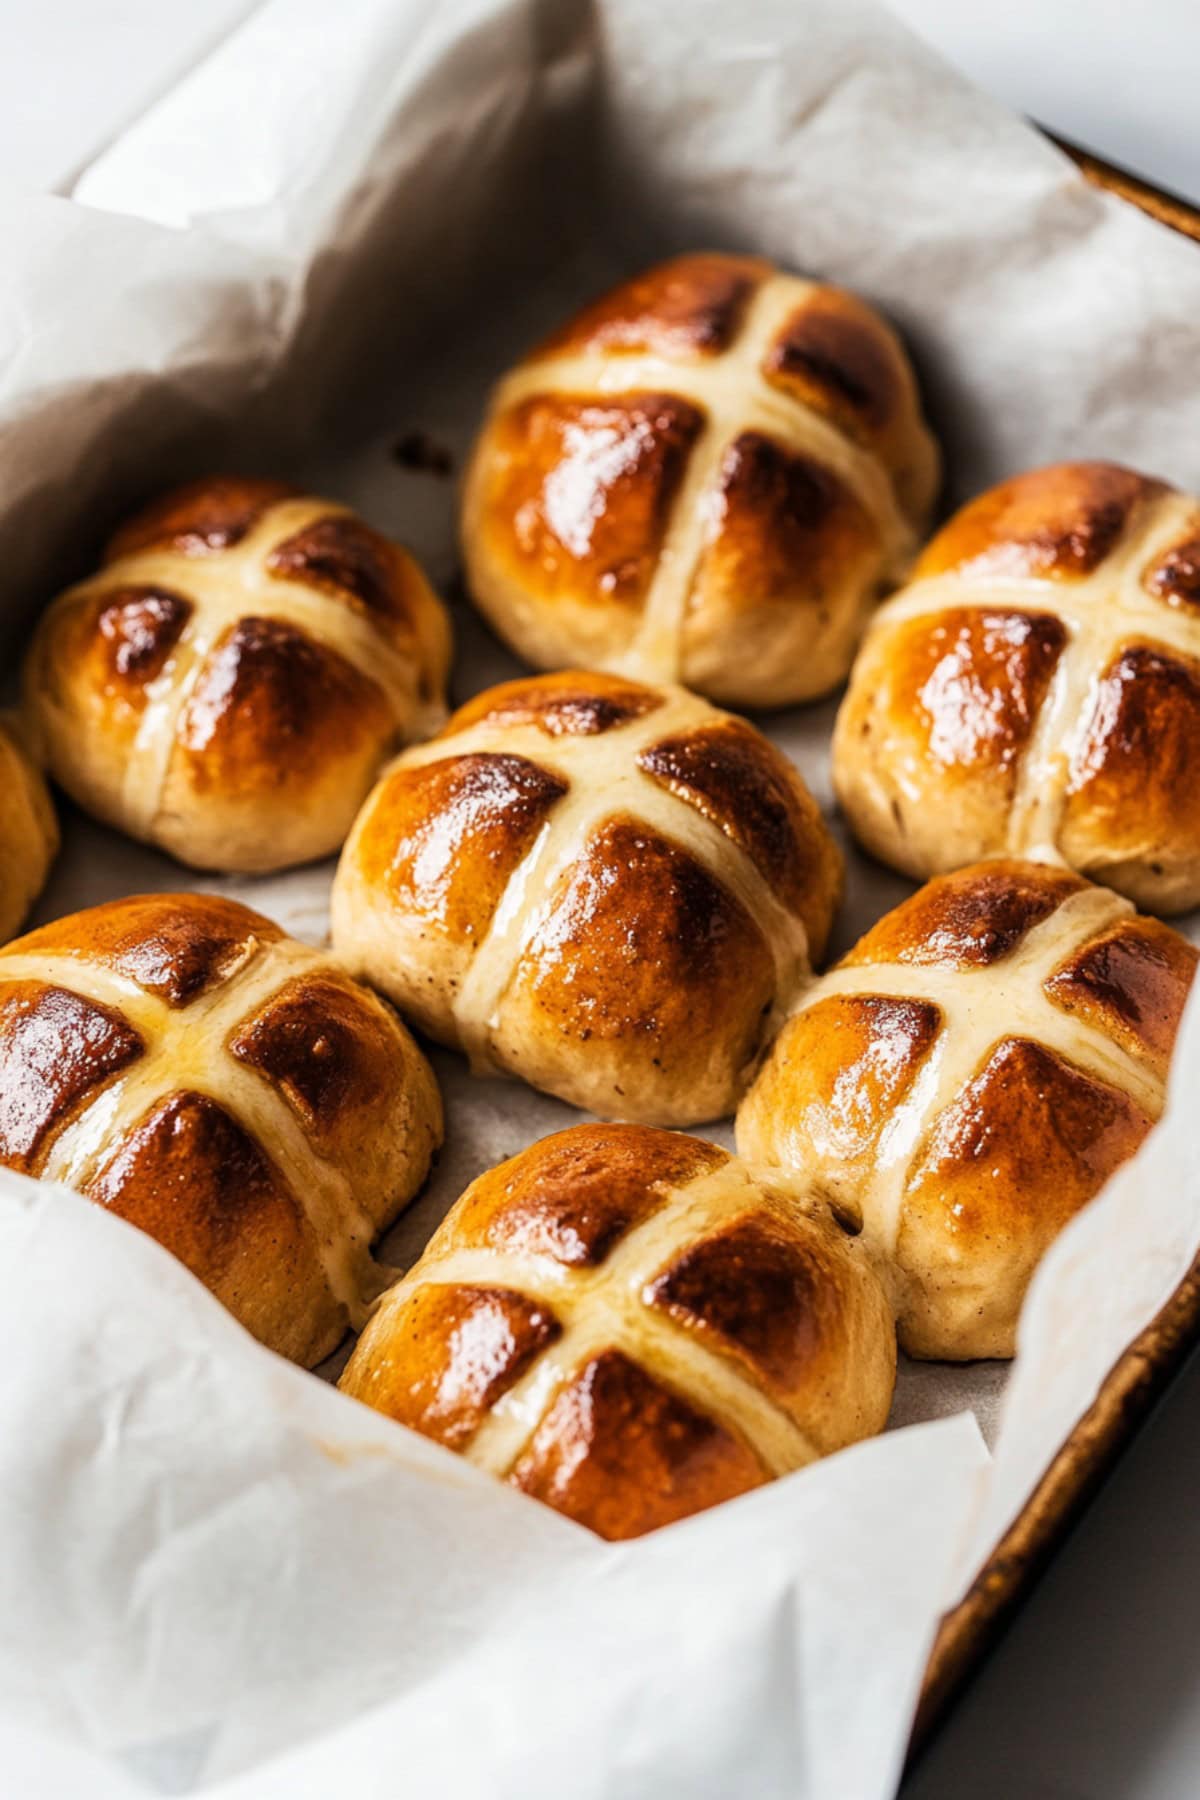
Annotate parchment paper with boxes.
[3,1,1200,1794]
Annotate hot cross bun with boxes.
[23,477,451,873]
[331,670,842,1124]
[462,253,939,708]
[0,893,442,1364]
[738,859,1197,1359]
[835,461,1200,912]
[340,1123,895,1538]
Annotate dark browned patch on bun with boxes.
[844,861,1084,971]
[85,1090,292,1267]
[1144,536,1200,609]
[1059,645,1200,884]
[95,588,192,681]
[229,973,389,1133]
[0,983,144,1171]
[1069,645,1200,798]
[459,1122,727,1267]
[106,477,296,560]
[1044,918,1198,1073]
[638,718,821,914]
[905,1036,1151,1238]
[647,1214,821,1389]
[746,992,943,1175]
[481,393,705,609]
[359,752,567,945]
[11,894,276,1008]
[695,429,881,612]
[533,252,767,360]
[448,672,663,738]
[916,462,1164,583]
[906,610,1068,769]
[352,1284,561,1451]
[178,617,390,786]
[689,429,880,622]
[266,514,412,626]
[516,815,775,1051]
[510,1348,768,1538]
[765,293,901,435]
[720,431,839,534]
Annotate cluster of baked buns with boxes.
[2,253,1197,1540]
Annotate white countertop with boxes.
[3,5,1199,1797]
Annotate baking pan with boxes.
[907,134,1200,1764]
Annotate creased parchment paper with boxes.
[3,1,1200,1794]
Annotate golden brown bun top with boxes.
[844,858,1084,969]
[106,476,295,559]
[446,669,664,736]
[99,476,440,640]
[529,253,930,491]
[534,253,771,359]
[0,892,400,1174]
[12,890,284,1005]
[23,477,453,874]
[839,859,1197,1074]
[914,461,1169,583]
[332,669,843,1123]
[737,859,1197,1358]
[0,892,442,1365]
[340,1123,895,1539]
[429,670,839,930]
[835,458,1200,914]
[437,1121,728,1265]
[461,254,941,710]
